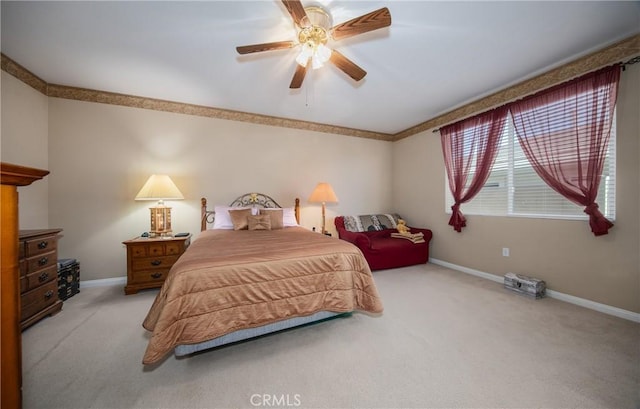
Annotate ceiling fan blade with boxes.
[281,0,309,27]
[289,63,308,89]
[331,7,391,41]
[236,41,296,55]
[329,50,367,82]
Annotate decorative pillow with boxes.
[259,208,284,230]
[343,214,401,232]
[282,207,299,226]
[248,214,271,231]
[212,206,254,229]
[229,208,253,230]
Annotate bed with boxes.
[142,193,383,364]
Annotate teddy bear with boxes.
[396,219,410,235]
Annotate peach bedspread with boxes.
[142,227,383,364]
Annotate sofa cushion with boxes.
[343,214,400,232]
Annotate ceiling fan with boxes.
[236,1,391,89]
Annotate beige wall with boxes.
[46,98,392,281]
[392,63,640,313]
[3,62,638,314]
[1,72,49,228]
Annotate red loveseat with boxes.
[335,215,433,271]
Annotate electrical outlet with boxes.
[502,247,510,257]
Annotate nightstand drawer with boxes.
[131,255,179,272]
[21,280,58,321]
[123,234,191,294]
[128,270,169,285]
[129,243,167,258]
[166,240,188,255]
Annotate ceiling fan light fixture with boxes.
[312,43,332,69]
[236,2,391,88]
[295,44,313,67]
[295,23,332,69]
[296,42,332,69]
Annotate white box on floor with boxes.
[504,272,546,299]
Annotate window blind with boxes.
[446,111,616,220]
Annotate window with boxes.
[446,111,616,220]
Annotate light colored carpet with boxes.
[22,263,639,409]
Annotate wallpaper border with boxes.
[2,34,638,142]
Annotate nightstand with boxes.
[123,234,191,295]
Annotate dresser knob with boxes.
[38,257,48,266]
[151,273,162,279]
[38,272,49,282]
[150,260,162,266]
[44,290,54,299]
[37,241,48,249]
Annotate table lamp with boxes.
[308,182,339,235]
[135,174,184,237]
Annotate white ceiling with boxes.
[2,1,639,135]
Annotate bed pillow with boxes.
[248,214,271,231]
[259,208,284,230]
[212,206,253,229]
[282,207,299,226]
[229,208,253,230]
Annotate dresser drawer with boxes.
[131,255,180,273]
[25,235,58,257]
[19,228,64,330]
[20,276,27,293]
[25,250,57,274]
[21,280,58,321]
[24,264,57,292]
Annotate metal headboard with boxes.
[201,193,300,231]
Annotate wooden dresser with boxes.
[19,229,63,330]
[123,234,191,294]
[1,162,50,409]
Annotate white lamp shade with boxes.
[135,175,184,201]
[308,182,338,204]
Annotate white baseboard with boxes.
[430,258,640,323]
[80,276,126,288]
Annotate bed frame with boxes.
[175,193,343,358]
[200,193,300,231]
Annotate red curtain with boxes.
[510,65,621,236]
[441,107,509,232]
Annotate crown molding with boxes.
[3,33,638,143]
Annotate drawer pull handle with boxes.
[38,257,48,266]
[150,260,162,266]
[38,241,49,249]
[44,290,54,299]
[38,272,49,282]
[151,273,162,279]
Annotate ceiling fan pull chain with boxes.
[305,69,314,108]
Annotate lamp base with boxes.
[149,206,173,237]
[150,232,173,238]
